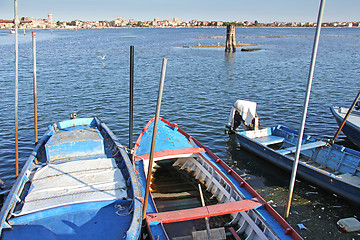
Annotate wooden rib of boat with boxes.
[330,105,360,148]
[0,117,142,239]
[227,100,360,205]
[134,117,302,240]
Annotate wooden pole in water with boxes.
[332,90,360,144]
[32,32,38,145]
[14,0,19,177]
[285,0,326,219]
[142,58,167,220]
[225,25,236,52]
[129,46,134,153]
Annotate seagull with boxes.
[97,54,106,60]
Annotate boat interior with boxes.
[1,118,136,239]
[136,150,292,240]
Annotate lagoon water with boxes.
[0,27,359,238]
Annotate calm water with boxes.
[0,27,359,239]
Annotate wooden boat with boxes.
[133,117,302,240]
[0,117,142,239]
[227,100,360,205]
[330,105,360,148]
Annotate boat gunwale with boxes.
[0,128,53,236]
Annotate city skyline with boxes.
[0,0,359,23]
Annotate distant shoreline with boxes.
[1,26,359,30]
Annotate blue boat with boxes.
[330,105,360,148]
[133,117,302,240]
[227,100,360,205]
[0,117,142,239]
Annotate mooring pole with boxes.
[32,32,38,145]
[142,58,167,220]
[332,91,360,144]
[129,46,134,154]
[285,0,326,219]
[14,0,19,177]
[225,25,236,52]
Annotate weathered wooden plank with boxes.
[146,198,262,224]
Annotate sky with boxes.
[0,0,359,23]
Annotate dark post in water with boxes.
[129,46,134,153]
[225,25,236,52]
[32,31,38,145]
[14,0,19,177]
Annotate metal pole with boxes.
[332,91,360,144]
[14,0,19,177]
[142,58,167,220]
[129,46,134,153]
[32,32,38,145]
[285,0,326,219]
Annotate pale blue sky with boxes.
[0,0,359,22]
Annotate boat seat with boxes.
[15,158,128,216]
[45,128,105,162]
[277,141,326,155]
[255,135,284,146]
[146,198,262,224]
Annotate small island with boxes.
[188,42,257,48]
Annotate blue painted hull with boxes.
[0,117,142,239]
[330,106,360,148]
[134,118,303,240]
[236,125,360,205]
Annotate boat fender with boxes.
[285,228,292,235]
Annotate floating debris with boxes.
[241,48,261,52]
[337,218,360,232]
[297,223,309,231]
[301,218,311,223]
[306,191,318,195]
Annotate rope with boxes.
[114,203,133,216]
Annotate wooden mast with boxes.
[142,58,167,220]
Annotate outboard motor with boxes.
[225,99,259,134]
